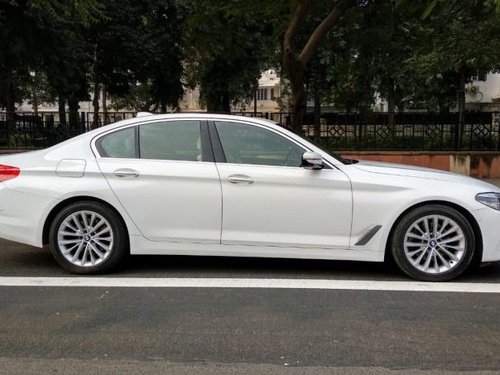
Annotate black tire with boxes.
[49,201,128,274]
[391,204,475,282]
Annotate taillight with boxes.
[0,164,20,182]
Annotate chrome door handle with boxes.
[227,175,254,184]
[114,169,140,178]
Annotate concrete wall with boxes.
[340,152,500,179]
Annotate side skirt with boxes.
[129,236,385,262]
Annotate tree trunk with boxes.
[456,65,466,150]
[5,77,16,125]
[68,95,80,131]
[206,93,230,113]
[284,56,306,133]
[32,85,38,116]
[253,89,257,116]
[283,0,355,134]
[92,82,100,129]
[6,75,16,114]
[458,66,466,125]
[102,84,108,125]
[160,99,167,114]
[387,81,395,127]
[58,95,67,126]
[206,97,217,112]
[313,88,321,139]
[438,101,449,114]
[222,92,230,113]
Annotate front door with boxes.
[212,120,352,249]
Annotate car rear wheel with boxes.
[391,204,475,281]
[49,201,128,274]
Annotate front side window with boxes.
[139,120,201,161]
[97,127,136,158]
[215,121,304,167]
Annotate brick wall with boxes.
[340,152,500,178]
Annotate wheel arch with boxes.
[43,196,130,247]
[384,200,483,266]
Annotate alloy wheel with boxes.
[57,210,115,267]
[403,214,466,274]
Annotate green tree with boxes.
[305,7,375,114]
[184,0,278,112]
[88,0,186,126]
[408,0,500,142]
[0,0,102,115]
[283,0,356,132]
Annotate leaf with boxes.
[421,0,438,20]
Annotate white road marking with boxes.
[0,277,499,293]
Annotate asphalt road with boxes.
[1,239,500,374]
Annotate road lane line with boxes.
[0,277,500,293]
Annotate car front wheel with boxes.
[49,201,128,274]
[391,204,475,281]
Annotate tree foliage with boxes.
[0,0,104,112]
[0,0,186,120]
[88,0,185,122]
[409,0,500,111]
[1,0,500,127]
[283,0,500,121]
[183,0,278,112]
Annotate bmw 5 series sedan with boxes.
[0,113,499,281]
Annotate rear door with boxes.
[95,119,222,243]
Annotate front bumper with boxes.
[472,206,500,262]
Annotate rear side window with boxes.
[96,121,202,161]
[139,121,201,161]
[97,127,136,158]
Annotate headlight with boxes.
[476,192,500,210]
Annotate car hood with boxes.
[352,160,498,190]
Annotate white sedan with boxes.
[0,113,499,281]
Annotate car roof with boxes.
[44,112,344,168]
[49,113,284,152]
[111,113,278,129]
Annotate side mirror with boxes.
[302,151,324,170]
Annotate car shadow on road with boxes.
[117,254,407,281]
[0,239,499,282]
[0,239,403,279]
[118,255,500,282]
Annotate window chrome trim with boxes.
[209,119,334,170]
[91,118,212,162]
[90,115,338,170]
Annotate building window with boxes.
[270,88,275,100]
[256,88,268,101]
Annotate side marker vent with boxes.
[354,225,382,246]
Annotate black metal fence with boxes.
[0,111,499,151]
[273,112,500,151]
[0,111,141,150]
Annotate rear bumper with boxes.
[0,183,56,247]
